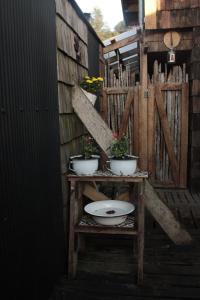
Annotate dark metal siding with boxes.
[0,1,65,299]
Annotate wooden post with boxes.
[179,83,189,187]
[68,180,77,278]
[139,42,148,169]
[137,181,145,284]
[147,85,155,179]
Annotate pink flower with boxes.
[112,132,119,140]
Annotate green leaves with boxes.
[110,135,129,159]
[82,135,99,159]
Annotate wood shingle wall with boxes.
[145,0,200,30]
[55,0,104,206]
[190,27,200,191]
[56,0,88,205]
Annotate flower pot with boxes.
[107,155,138,176]
[69,155,99,175]
[81,88,97,106]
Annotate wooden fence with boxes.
[101,61,189,188]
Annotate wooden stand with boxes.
[66,170,148,284]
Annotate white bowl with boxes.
[84,200,135,226]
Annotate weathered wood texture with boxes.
[50,189,200,300]
[148,61,189,188]
[104,64,136,88]
[56,16,88,68]
[55,0,88,44]
[56,0,102,215]
[157,0,200,10]
[103,34,139,54]
[144,0,157,29]
[103,64,139,156]
[144,181,192,245]
[102,86,139,156]
[57,50,87,85]
[144,30,193,52]
[145,0,200,29]
[72,85,113,155]
[139,44,148,170]
[189,27,200,191]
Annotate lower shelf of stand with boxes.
[75,215,138,235]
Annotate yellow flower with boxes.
[86,80,93,84]
[84,76,90,79]
[97,77,104,81]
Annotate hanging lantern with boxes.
[164,32,180,64]
[167,49,176,64]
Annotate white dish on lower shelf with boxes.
[84,200,135,226]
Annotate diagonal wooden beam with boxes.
[144,180,192,245]
[72,85,113,155]
[103,34,139,54]
[155,86,179,185]
[118,88,134,139]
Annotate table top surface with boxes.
[66,170,148,182]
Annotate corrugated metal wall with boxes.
[0,1,65,299]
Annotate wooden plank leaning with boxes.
[144,180,192,245]
[72,85,113,155]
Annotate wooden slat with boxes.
[147,85,155,180]
[103,35,139,54]
[139,45,148,169]
[159,83,182,91]
[133,86,139,156]
[101,89,108,121]
[158,8,200,29]
[72,85,113,155]
[157,0,165,10]
[144,0,157,29]
[83,183,109,201]
[144,180,192,245]
[56,16,88,68]
[68,181,77,278]
[179,84,189,187]
[55,0,88,44]
[75,225,137,235]
[155,86,179,185]
[118,89,134,139]
[146,39,193,53]
[103,87,130,94]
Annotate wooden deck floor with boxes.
[50,189,200,300]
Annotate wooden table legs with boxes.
[68,181,76,278]
[67,179,145,283]
[137,181,145,284]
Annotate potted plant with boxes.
[69,135,99,175]
[107,133,138,175]
[80,76,103,105]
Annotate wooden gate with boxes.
[101,86,140,156]
[102,62,189,188]
[147,82,189,188]
[101,82,189,188]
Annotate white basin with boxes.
[84,200,135,226]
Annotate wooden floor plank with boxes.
[50,189,200,300]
